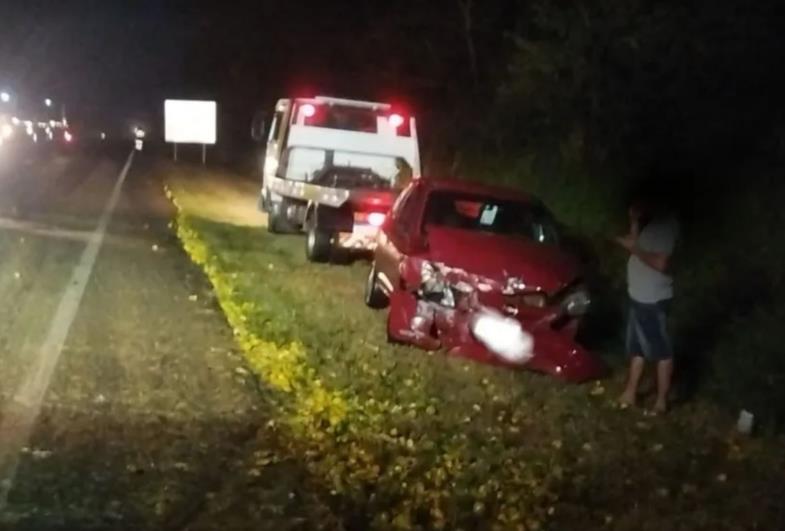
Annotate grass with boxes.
[165,164,785,530]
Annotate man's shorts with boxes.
[625,297,673,361]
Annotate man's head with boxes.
[627,179,675,221]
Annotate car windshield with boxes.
[423,191,559,244]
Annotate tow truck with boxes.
[253,96,421,262]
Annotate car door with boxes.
[374,181,423,292]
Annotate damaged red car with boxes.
[364,178,606,383]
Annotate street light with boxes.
[0,92,10,103]
[44,98,52,107]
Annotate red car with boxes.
[365,177,606,383]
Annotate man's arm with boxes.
[615,223,674,273]
[629,242,669,272]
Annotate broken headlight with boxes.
[561,287,591,316]
[419,261,455,307]
[502,276,527,295]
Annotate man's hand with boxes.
[616,233,669,272]
[628,206,641,238]
[615,234,636,251]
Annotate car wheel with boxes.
[365,263,389,309]
[306,226,333,262]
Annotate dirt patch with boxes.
[165,163,266,227]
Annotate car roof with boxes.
[417,177,533,203]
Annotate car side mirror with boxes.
[251,111,266,142]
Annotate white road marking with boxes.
[0,216,95,243]
[0,151,134,510]
[0,216,146,250]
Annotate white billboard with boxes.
[164,99,217,144]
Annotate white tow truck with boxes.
[254,96,420,262]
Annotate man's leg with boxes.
[654,359,673,412]
[620,356,645,406]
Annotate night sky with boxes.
[0,1,515,143]
[0,2,191,131]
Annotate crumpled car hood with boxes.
[425,226,578,293]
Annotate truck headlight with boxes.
[561,288,591,316]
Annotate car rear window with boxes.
[423,191,559,244]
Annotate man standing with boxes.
[616,199,679,413]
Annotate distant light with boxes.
[44,98,52,107]
[0,92,10,103]
[368,212,386,227]
[1,124,13,139]
[134,127,146,139]
[64,130,73,143]
[100,132,106,140]
[301,103,316,118]
[11,117,20,125]
[389,113,404,128]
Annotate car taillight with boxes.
[388,113,404,128]
[302,104,316,118]
[368,212,386,227]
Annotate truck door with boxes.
[263,100,291,185]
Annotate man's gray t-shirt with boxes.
[627,216,678,304]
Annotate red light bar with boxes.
[302,104,316,118]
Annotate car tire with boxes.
[306,226,333,262]
[365,264,389,309]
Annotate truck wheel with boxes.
[268,201,296,234]
[306,226,333,262]
[365,264,389,309]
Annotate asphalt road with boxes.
[0,144,312,530]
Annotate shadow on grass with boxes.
[3,405,337,531]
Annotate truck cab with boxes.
[257,96,420,262]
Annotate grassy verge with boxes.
[165,165,785,531]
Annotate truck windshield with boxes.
[424,191,559,244]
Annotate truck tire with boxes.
[268,201,297,234]
[365,263,389,309]
[306,226,333,262]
